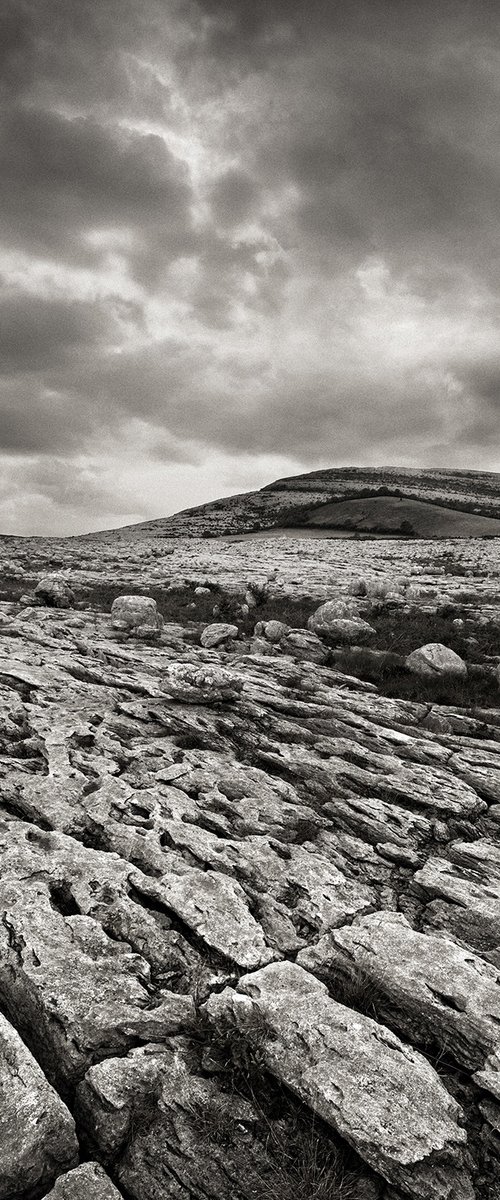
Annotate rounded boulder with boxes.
[110,595,163,637]
[161,663,242,704]
[34,576,75,609]
[308,600,374,645]
[405,643,467,679]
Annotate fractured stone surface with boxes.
[298,911,500,1070]
[204,961,473,1200]
[1,527,500,1198]
[0,1012,78,1198]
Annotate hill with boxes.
[84,465,500,540]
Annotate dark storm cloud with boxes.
[0,104,194,276]
[0,378,91,453]
[0,294,119,374]
[1,0,500,534]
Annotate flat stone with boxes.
[142,866,277,969]
[0,1012,78,1198]
[298,911,500,1070]
[204,961,473,1199]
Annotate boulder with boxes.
[45,1163,122,1199]
[405,643,467,679]
[261,619,289,642]
[34,576,75,608]
[110,595,163,638]
[244,578,269,608]
[308,601,375,645]
[348,579,368,597]
[161,662,243,704]
[200,622,238,648]
[280,629,329,663]
[365,579,392,599]
[0,1012,78,1198]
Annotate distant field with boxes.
[305,495,500,537]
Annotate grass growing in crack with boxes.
[318,964,391,1023]
[259,1113,370,1200]
[183,1096,235,1148]
[194,1013,377,1200]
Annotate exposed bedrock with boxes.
[1,540,500,1199]
[203,962,474,1200]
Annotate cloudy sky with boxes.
[1,0,500,534]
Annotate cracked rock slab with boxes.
[298,911,500,1070]
[203,961,473,1200]
[0,1011,78,1198]
[141,865,278,969]
[0,821,195,1086]
[77,1038,379,1200]
[414,855,500,954]
[78,1040,279,1199]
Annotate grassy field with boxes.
[306,496,500,537]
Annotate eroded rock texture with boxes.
[1,533,500,1199]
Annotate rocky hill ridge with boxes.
[81,465,500,541]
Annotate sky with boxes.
[1,0,500,534]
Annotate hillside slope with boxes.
[82,465,500,540]
[307,495,500,537]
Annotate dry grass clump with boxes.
[195,1012,377,1199]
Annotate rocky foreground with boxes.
[2,533,500,1199]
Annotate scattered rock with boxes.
[405,643,467,679]
[110,594,163,637]
[34,575,75,608]
[200,622,239,648]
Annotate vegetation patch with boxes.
[366,606,499,661]
[195,1014,377,1200]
